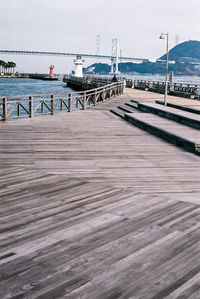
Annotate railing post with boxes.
[109,86,112,99]
[41,102,44,113]
[194,85,198,98]
[94,89,97,105]
[113,85,115,96]
[17,102,20,117]
[51,94,54,115]
[76,97,79,109]
[117,84,120,95]
[123,80,126,93]
[29,96,34,118]
[102,88,105,102]
[120,82,123,94]
[3,97,7,121]
[116,85,118,95]
[83,92,86,109]
[68,93,72,112]
[113,85,116,97]
[121,82,124,94]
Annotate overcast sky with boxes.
[0,0,200,73]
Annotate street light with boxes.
[159,32,169,106]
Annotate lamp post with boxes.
[159,32,169,106]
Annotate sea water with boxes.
[0,76,76,118]
[0,76,73,97]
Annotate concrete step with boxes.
[137,102,200,130]
[155,100,200,115]
[125,113,200,155]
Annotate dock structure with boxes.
[28,73,60,81]
[1,88,200,298]
[63,74,114,90]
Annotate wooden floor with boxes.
[1,89,200,298]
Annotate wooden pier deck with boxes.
[1,89,200,298]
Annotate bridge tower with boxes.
[110,38,119,74]
[73,55,85,77]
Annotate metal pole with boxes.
[164,33,169,106]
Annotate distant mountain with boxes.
[160,40,200,63]
[84,40,200,76]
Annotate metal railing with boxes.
[134,80,199,98]
[0,81,124,121]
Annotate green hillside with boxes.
[84,40,200,76]
[160,40,200,62]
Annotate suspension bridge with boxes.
[0,49,149,63]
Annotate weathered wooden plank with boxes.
[0,88,200,298]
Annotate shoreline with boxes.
[0,74,60,80]
[0,75,29,78]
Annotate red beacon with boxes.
[49,65,54,77]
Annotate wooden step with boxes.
[137,102,200,130]
[124,102,139,110]
[118,104,135,113]
[110,108,126,119]
[131,99,144,104]
[155,100,200,115]
[125,112,200,154]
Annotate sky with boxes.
[0,0,200,73]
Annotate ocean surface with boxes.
[0,76,73,97]
[0,74,199,97]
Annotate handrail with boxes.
[135,79,199,89]
[0,81,124,121]
[134,79,199,98]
